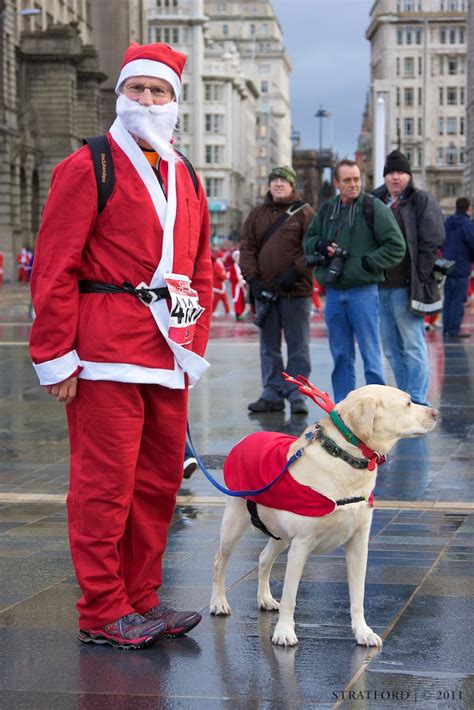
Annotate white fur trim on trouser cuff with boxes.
[33,350,81,386]
[115,59,180,99]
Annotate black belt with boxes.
[79,280,170,306]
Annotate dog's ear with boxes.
[344,395,378,442]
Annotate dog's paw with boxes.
[354,625,383,647]
[271,623,299,647]
[258,594,280,612]
[209,598,231,616]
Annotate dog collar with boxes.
[283,373,387,472]
[305,424,372,470]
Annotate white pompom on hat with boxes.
[115,42,187,100]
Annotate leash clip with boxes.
[135,282,159,306]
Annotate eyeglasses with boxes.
[123,83,174,100]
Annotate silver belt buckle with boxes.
[136,281,158,306]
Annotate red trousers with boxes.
[66,379,188,628]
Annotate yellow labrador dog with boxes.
[210,385,438,647]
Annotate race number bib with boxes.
[164,273,205,346]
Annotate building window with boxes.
[440,29,446,44]
[205,145,223,165]
[460,148,465,164]
[396,87,401,106]
[439,87,444,105]
[438,117,444,135]
[443,183,460,198]
[397,29,403,45]
[404,57,415,76]
[415,29,422,44]
[406,29,412,45]
[446,117,457,134]
[418,87,422,105]
[448,58,457,74]
[155,27,179,44]
[460,87,465,104]
[404,117,414,136]
[222,24,228,35]
[404,87,414,106]
[459,28,465,43]
[449,28,456,44]
[405,148,414,164]
[439,56,444,74]
[460,116,465,135]
[205,114,224,133]
[404,1,414,9]
[179,113,190,133]
[418,117,422,135]
[446,146,457,165]
[182,84,189,101]
[448,0,458,9]
[261,81,269,93]
[204,83,224,102]
[205,178,224,198]
[396,57,400,76]
[437,148,444,166]
[447,87,457,104]
[418,57,423,75]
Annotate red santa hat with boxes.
[115,42,187,100]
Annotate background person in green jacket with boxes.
[303,159,405,402]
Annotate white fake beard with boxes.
[116,94,179,161]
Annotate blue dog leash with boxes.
[186,423,312,498]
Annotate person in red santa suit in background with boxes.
[16,245,33,283]
[228,250,247,320]
[211,250,230,314]
[29,43,213,650]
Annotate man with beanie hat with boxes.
[373,150,445,405]
[240,166,315,414]
[29,43,213,649]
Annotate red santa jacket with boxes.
[224,431,339,517]
[30,132,212,388]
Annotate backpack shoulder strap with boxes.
[175,149,199,196]
[258,201,308,253]
[83,135,114,215]
[361,193,375,232]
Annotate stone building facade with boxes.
[0,0,104,280]
[367,0,467,213]
[464,0,474,205]
[204,0,292,201]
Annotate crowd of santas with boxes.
[211,247,323,320]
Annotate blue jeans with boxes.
[325,285,386,403]
[378,287,429,405]
[257,296,311,403]
[443,276,469,335]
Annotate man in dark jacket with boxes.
[373,150,445,405]
[240,166,315,414]
[442,197,474,338]
[304,159,405,402]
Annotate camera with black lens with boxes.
[304,252,329,269]
[325,246,349,285]
[253,289,278,328]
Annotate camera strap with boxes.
[257,201,307,253]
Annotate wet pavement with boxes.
[0,283,473,708]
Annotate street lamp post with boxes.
[315,106,330,205]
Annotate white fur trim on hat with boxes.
[115,59,180,100]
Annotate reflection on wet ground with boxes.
[0,284,473,707]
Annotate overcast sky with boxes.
[271,0,374,159]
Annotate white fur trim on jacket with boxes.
[115,59,181,100]
[108,121,210,385]
[33,350,81,386]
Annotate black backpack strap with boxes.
[361,193,375,232]
[175,149,199,196]
[258,200,308,253]
[83,135,114,215]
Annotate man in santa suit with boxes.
[29,43,213,649]
[211,250,230,314]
